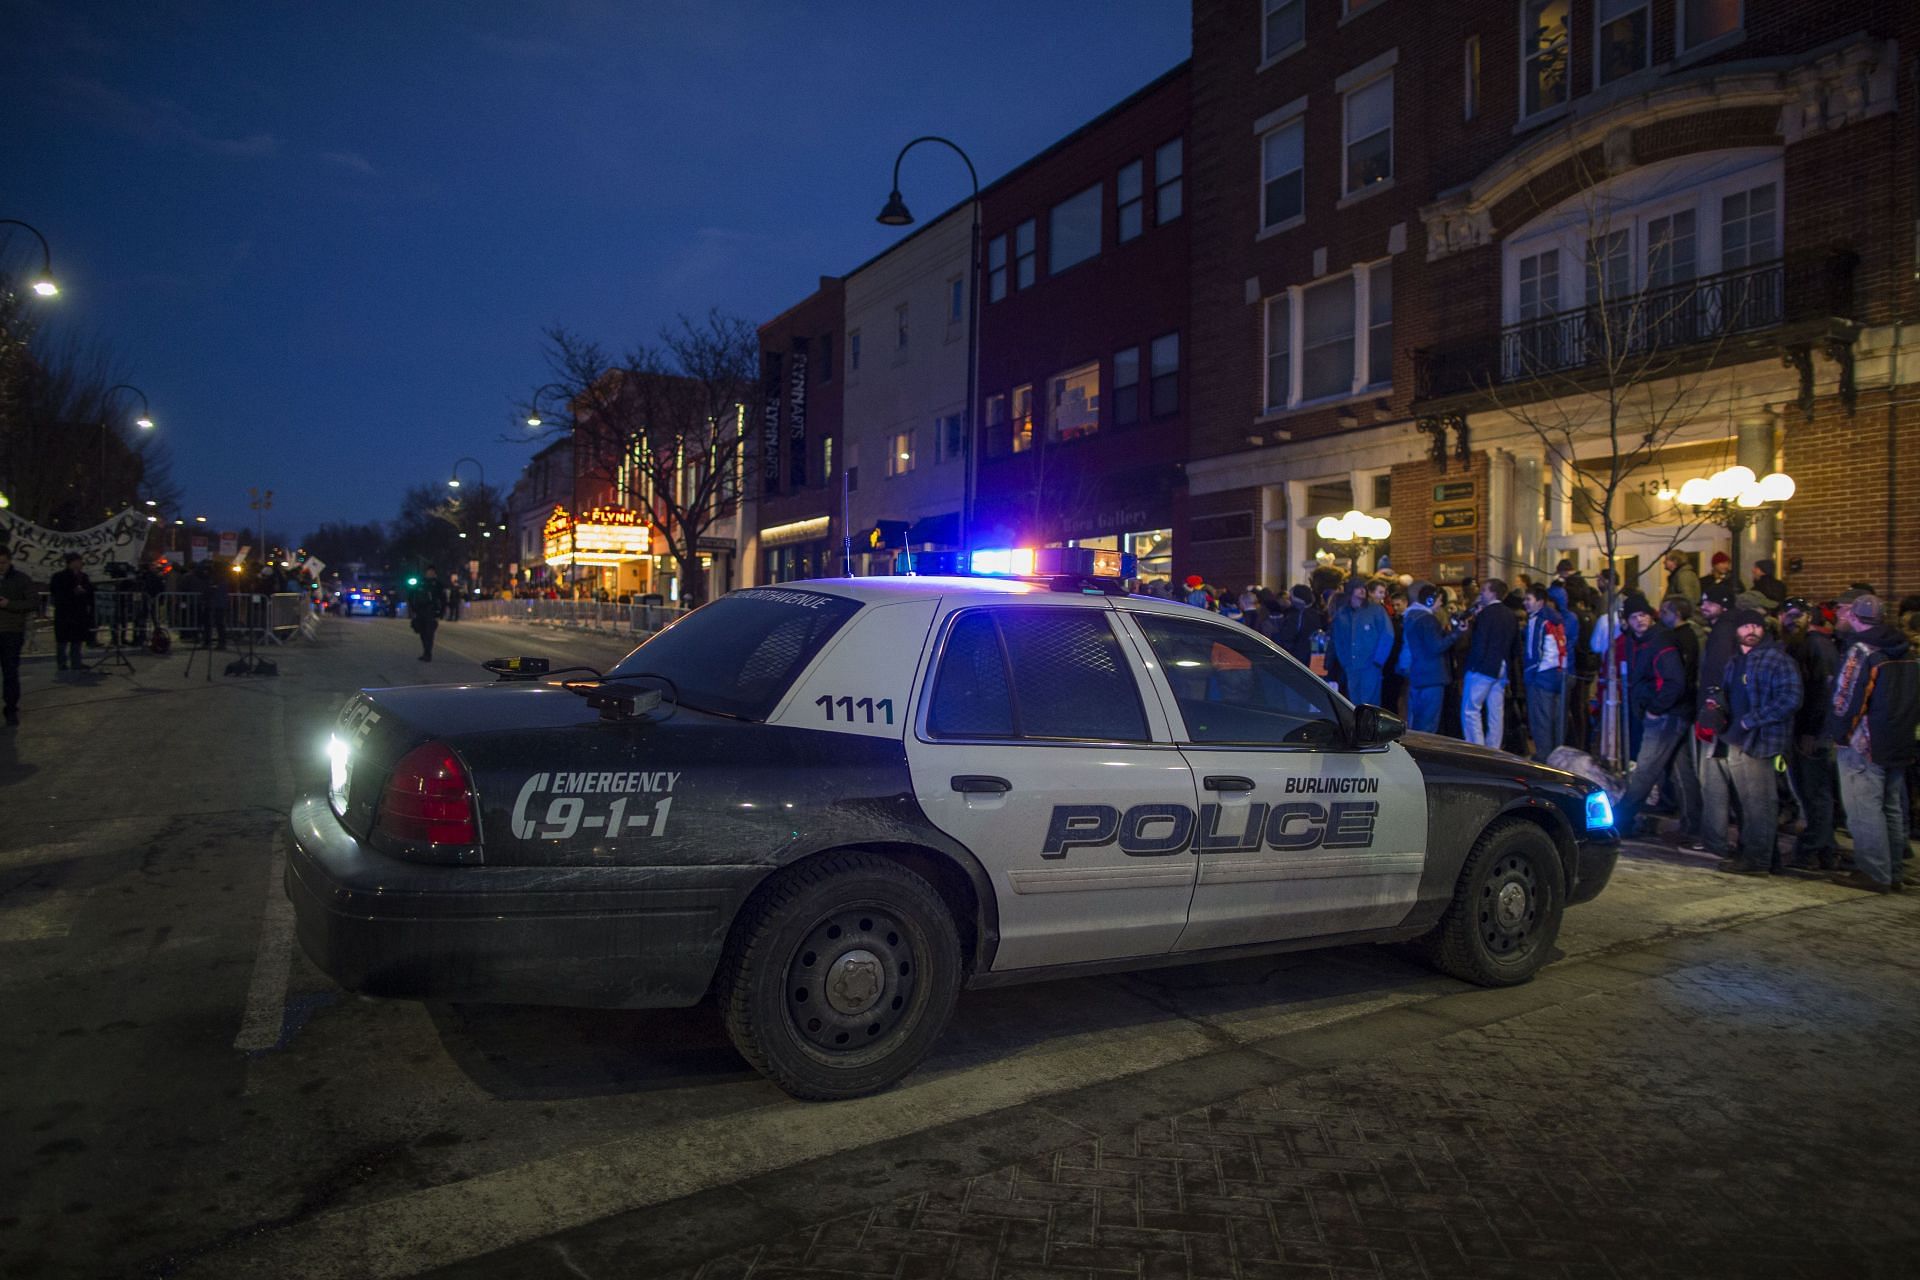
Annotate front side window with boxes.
[886,429,915,476]
[1598,0,1650,84]
[987,234,1008,302]
[1049,362,1100,442]
[1365,264,1392,389]
[1264,296,1291,411]
[1113,347,1141,427]
[1132,612,1341,746]
[1522,0,1571,118]
[1049,184,1103,274]
[1680,0,1740,51]
[609,588,862,721]
[1150,332,1179,417]
[1263,0,1304,60]
[1645,209,1697,288]
[1155,138,1184,223]
[1015,219,1037,288]
[1301,275,1356,401]
[928,609,1149,742]
[1117,160,1144,242]
[1261,119,1305,229]
[1720,182,1776,269]
[1343,75,1392,193]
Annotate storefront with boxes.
[543,505,656,599]
[758,514,834,584]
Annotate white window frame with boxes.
[1258,112,1306,234]
[1519,0,1572,122]
[1154,138,1183,224]
[1048,361,1101,442]
[987,235,1008,302]
[1117,159,1144,243]
[1014,219,1037,289]
[1594,0,1651,87]
[1335,52,1396,199]
[886,429,916,477]
[1677,0,1742,55]
[1260,258,1393,411]
[1261,0,1305,65]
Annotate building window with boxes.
[1049,364,1098,442]
[895,302,909,351]
[819,333,833,381]
[1150,333,1179,417]
[938,412,963,462]
[1464,35,1481,119]
[886,429,915,477]
[1597,0,1649,85]
[1302,276,1356,401]
[1117,160,1144,242]
[1260,118,1304,229]
[1720,182,1776,269]
[849,330,861,371]
[1113,347,1140,426]
[985,393,1008,456]
[1644,209,1697,287]
[1264,296,1290,411]
[823,437,834,479]
[1522,0,1571,119]
[1518,249,1560,319]
[1011,384,1035,453]
[1679,0,1740,52]
[1586,230,1631,305]
[1342,74,1392,194]
[1154,138,1183,224]
[1365,265,1391,389]
[1049,184,1103,274]
[987,234,1008,302]
[948,277,963,323]
[1262,0,1304,60]
[1015,219,1037,289]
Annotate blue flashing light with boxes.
[1585,789,1615,832]
[968,546,1136,580]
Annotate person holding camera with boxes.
[49,553,94,674]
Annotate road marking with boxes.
[233,827,296,1052]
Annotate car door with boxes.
[1119,608,1428,952]
[904,600,1200,971]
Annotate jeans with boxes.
[1837,746,1908,887]
[58,639,83,669]
[1462,671,1506,748]
[1789,740,1837,858]
[1702,743,1780,868]
[0,631,21,714]
[1525,680,1562,762]
[1619,711,1691,832]
[1406,684,1444,734]
[1662,732,1704,838]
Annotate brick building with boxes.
[747,277,846,585]
[1183,0,1917,600]
[972,64,1191,585]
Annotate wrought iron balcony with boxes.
[1414,259,1787,405]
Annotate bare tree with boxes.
[529,311,758,609]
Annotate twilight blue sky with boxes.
[2,0,1189,539]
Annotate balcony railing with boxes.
[1416,259,1787,403]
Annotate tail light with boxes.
[377,741,478,850]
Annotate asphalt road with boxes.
[0,615,1912,1279]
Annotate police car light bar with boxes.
[969,546,1136,580]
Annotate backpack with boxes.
[1847,654,1920,767]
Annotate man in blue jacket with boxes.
[1615,594,1692,833]
[1704,608,1802,875]
[1455,577,1516,748]
[1329,575,1393,707]
[1398,581,1452,733]
[1521,583,1567,762]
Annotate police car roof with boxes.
[760,576,1205,616]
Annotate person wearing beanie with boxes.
[1398,580,1451,733]
[1662,552,1702,610]
[1329,574,1393,706]
[1750,558,1787,607]
[1696,581,1741,742]
[1704,549,1743,593]
[1615,593,1695,834]
[1702,606,1801,875]
[1825,593,1918,893]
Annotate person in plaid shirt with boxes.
[1702,608,1802,876]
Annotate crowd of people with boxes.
[1162,551,1920,894]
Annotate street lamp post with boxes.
[878,136,980,560]
[521,384,573,429]
[1671,466,1795,583]
[448,457,488,590]
[1314,510,1394,575]
[1,219,61,296]
[99,383,155,518]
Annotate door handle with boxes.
[951,775,1012,794]
[1203,775,1256,792]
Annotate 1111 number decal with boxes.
[816,695,894,724]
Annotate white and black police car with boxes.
[291,547,1618,1099]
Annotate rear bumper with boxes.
[1569,832,1620,906]
[286,794,767,1008]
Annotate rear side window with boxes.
[608,588,861,720]
[928,607,1148,742]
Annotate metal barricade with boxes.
[463,597,689,637]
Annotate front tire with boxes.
[1414,818,1565,987]
[718,852,962,1100]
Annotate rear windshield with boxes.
[607,588,862,720]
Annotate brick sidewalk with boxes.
[670,895,1919,1280]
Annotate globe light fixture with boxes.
[1670,465,1795,579]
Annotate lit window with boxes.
[1522,0,1571,118]
[1011,384,1034,453]
[1680,0,1740,51]
[1117,160,1144,242]
[1261,118,1304,229]
[1464,35,1481,120]
[1049,184,1102,274]
[1597,0,1649,84]
[1263,0,1304,60]
[1343,74,1392,193]
[1720,183,1776,269]
[1365,265,1391,389]
[1015,220,1036,289]
[886,430,915,476]
[1154,138,1183,223]
[1049,363,1100,441]
[987,235,1008,302]
[1301,276,1355,401]
[1264,296,1290,411]
[823,437,834,479]
[1150,332,1179,417]
[1113,348,1140,426]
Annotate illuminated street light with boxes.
[1,219,60,297]
[1671,466,1796,580]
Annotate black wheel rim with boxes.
[784,906,919,1055]
[1479,852,1540,959]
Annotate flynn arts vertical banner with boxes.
[788,336,809,490]
[761,350,783,496]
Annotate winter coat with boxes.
[1266,605,1324,666]
[0,567,32,636]
[1627,623,1689,719]
[1398,603,1452,690]
[1696,614,1739,716]
[1826,623,1918,766]
[1724,638,1801,760]
[1458,599,1518,681]
[1330,599,1393,705]
[1751,572,1788,607]
[1521,606,1567,693]
[408,580,448,629]
[1785,628,1840,738]
[49,568,95,643]
[1664,563,1702,605]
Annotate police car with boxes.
[290,547,1618,1099]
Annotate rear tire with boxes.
[1413,818,1565,987]
[718,852,961,1100]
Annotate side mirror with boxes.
[1352,704,1406,746]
